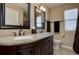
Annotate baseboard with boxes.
[61,45,72,50]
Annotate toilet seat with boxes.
[53,39,61,49]
[53,39,61,44]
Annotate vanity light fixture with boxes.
[36,4,46,12]
[40,6,46,12]
[36,8,41,13]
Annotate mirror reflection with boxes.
[5,3,28,26]
[35,7,45,33]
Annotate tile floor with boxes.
[54,47,77,55]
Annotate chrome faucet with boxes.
[19,24,26,36]
[12,30,25,36]
[23,31,26,35]
[19,29,23,36]
[19,29,26,36]
[19,24,23,36]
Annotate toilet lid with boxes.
[53,39,61,43]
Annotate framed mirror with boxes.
[0,3,30,29]
[35,6,45,33]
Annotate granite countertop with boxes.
[0,32,53,46]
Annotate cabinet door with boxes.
[17,44,34,55]
[33,44,41,55]
[49,36,53,54]
[40,36,53,55]
[40,37,49,55]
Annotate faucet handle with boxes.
[23,31,26,35]
[12,32,17,36]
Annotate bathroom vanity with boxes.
[0,33,53,55]
[0,3,53,55]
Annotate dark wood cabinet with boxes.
[33,44,41,55]
[18,48,33,55]
[40,37,50,54]
[0,46,17,55]
[0,35,53,55]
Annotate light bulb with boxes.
[38,10,41,13]
[40,6,43,10]
[43,8,46,12]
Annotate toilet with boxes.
[53,39,61,49]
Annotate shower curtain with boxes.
[73,10,79,54]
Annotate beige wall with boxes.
[50,3,79,47]
[0,3,49,37]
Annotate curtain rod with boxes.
[50,21,64,23]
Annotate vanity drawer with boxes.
[17,48,33,55]
[17,43,36,50]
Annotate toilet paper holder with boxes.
[61,34,65,38]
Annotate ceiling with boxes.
[46,3,65,8]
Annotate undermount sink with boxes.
[14,36,34,40]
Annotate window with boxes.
[36,16,42,28]
[64,8,78,31]
[36,16,42,33]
